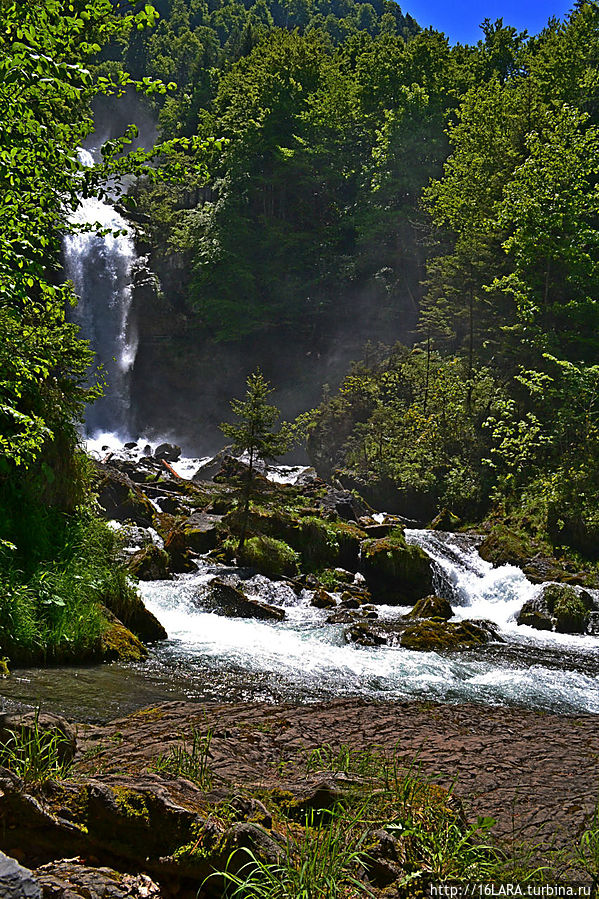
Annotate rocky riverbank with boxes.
[0,698,597,897]
[89,441,599,672]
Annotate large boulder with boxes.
[399,619,500,651]
[345,618,501,651]
[128,545,171,582]
[407,595,453,621]
[101,610,149,662]
[360,535,433,604]
[551,585,595,634]
[154,443,181,463]
[223,509,366,571]
[103,588,167,642]
[430,508,461,531]
[517,584,595,634]
[197,579,285,621]
[95,466,155,528]
[238,536,299,578]
[182,512,222,554]
[164,529,196,574]
[315,488,370,522]
[516,595,553,631]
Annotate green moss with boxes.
[112,786,151,823]
[228,536,299,577]
[131,706,165,721]
[44,782,89,829]
[544,584,592,633]
[361,536,433,603]
[174,821,227,861]
[399,620,491,652]
[101,618,148,662]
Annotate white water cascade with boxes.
[64,149,138,437]
[132,525,599,716]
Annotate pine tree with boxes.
[221,369,290,550]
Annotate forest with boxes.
[113,0,599,563]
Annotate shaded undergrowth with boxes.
[0,513,136,665]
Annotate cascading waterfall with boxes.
[129,521,599,715]
[3,502,599,718]
[404,529,541,631]
[63,149,138,437]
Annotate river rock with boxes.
[430,508,461,531]
[127,545,171,582]
[0,852,41,899]
[360,535,433,603]
[516,595,553,631]
[517,584,596,634]
[192,450,230,482]
[311,588,336,609]
[163,528,196,573]
[198,578,285,621]
[182,512,222,553]
[35,860,160,899]
[154,443,181,463]
[95,466,155,528]
[345,618,501,651]
[400,619,501,651]
[407,594,453,620]
[550,585,595,633]
[102,586,167,642]
[117,525,155,555]
[315,488,369,522]
[101,610,149,662]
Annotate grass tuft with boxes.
[0,709,72,783]
[152,726,214,790]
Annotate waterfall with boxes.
[64,149,138,438]
[404,528,540,631]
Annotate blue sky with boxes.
[404,0,574,45]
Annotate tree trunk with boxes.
[238,449,254,554]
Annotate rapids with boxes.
[3,522,599,721]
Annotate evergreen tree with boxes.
[221,370,290,549]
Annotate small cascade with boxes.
[405,529,540,631]
[64,149,138,437]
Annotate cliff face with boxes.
[128,246,419,452]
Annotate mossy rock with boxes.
[199,578,285,621]
[399,619,496,652]
[407,595,453,621]
[127,544,171,581]
[361,535,433,604]
[102,576,167,642]
[311,588,337,609]
[545,583,594,634]
[430,508,461,531]
[182,512,222,554]
[223,508,365,571]
[164,528,196,573]
[238,536,299,578]
[518,584,594,634]
[516,596,553,631]
[478,530,529,569]
[101,612,148,662]
[95,465,155,528]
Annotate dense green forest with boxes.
[2,0,599,664]
[111,0,599,564]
